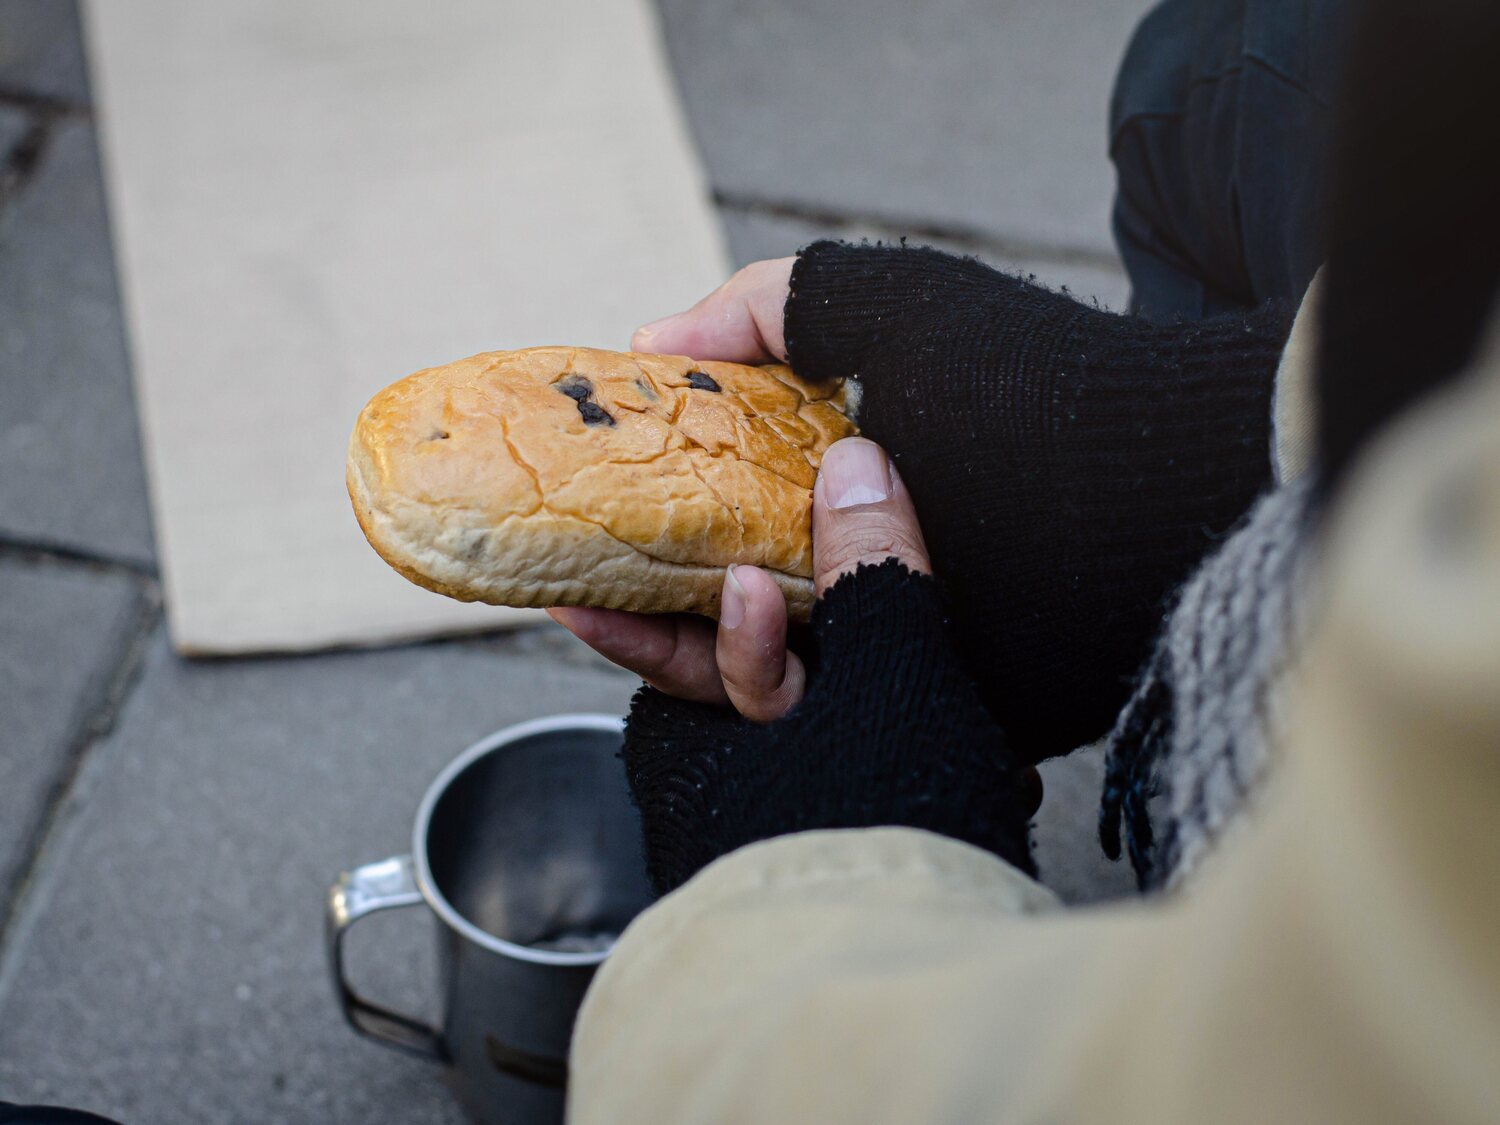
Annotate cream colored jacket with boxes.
[570,293,1500,1124]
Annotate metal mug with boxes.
[326,714,652,1124]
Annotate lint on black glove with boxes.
[785,241,1290,758]
[622,559,1035,898]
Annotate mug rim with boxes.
[411,712,629,967]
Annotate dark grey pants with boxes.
[1110,0,1349,320]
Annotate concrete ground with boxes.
[0,2,1142,1120]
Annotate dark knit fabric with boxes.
[785,240,1290,758]
[622,560,1036,897]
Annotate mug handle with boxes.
[326,854,445,1061]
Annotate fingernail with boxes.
[820,439,892,509]
[634,313,681,346]
[721,565,747,629]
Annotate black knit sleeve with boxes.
[622,561,1035,897]
[783,241,1289,758]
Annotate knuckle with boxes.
[739,257,788,292]
[719,640,797,719]
[631,625,695,681]
[628,632,676,674]
[719,649,777,695]
[730,675,800,724]
[823,523,924,573]
[727,263,761,293]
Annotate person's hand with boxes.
[630,257,795,364]
[551,435,929,722]
[615,439,1037,894]
[548,255,803,719]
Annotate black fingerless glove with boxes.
[785,241,1290,757]
[623,560,1035,897]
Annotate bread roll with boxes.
[348,346,859,620]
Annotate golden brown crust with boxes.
[347,346,858,620]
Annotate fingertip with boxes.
[721,565,790,642]
[549,605,630,646]
[631,324,667,354]
[634,308,700,357]
[811,440,932,593]
[716,566,799,722]
[547,604,583,631]
[729,564,785,609]
[720,565,748,630]
[816,437,893,511]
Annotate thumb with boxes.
[812,438,932,594]
[631,258,793,363]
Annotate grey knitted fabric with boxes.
[1099,477,1314,891]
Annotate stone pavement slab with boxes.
[657,0,1157,257]
[0,628,636,1124]
[1034,743,1136,904]
[0,554,145,911]
[0,0,89,103]
[0,119,156,565]
[720,208,1131,310]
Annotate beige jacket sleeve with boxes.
[570,311,1500,1125]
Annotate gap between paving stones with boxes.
[0,87,88,212]
[0,535,158,581]
[0,549,602,985]
[714,189,1127,274]
[0,555,161,965]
